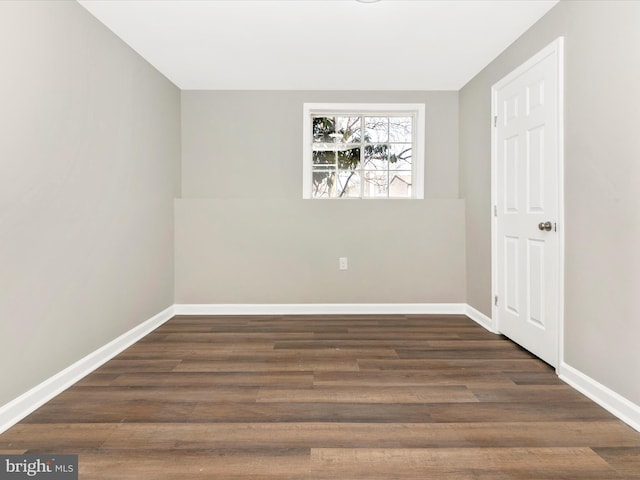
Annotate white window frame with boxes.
[302,103,425,199]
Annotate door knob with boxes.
[538,221,553,231]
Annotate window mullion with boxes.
[360,114,364,199]
[333,115,338,198]
[411,112,416,199]
[386,117,391,198]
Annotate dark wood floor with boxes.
[1,314,639,479]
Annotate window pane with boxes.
[313,116,360,143]
[313,146,360,167]
[363,170,389,198]
[364,144,388,170]
[365,117,388,143]
[389,117,412,143]
[312,150,336,165]
[312,169,336,198]
[389,171,412,198]
[335,117,361,143]
[336,171,361,198]
[389,144,412,170]
[337,147,361,170]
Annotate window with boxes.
[303,103,425,199]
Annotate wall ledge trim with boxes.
[0,305,175,435]
[173,303,467,316]
[559,362,640,433]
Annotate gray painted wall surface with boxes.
[177,91,465,304]
[0,1,181,405]
[459,0,640,404]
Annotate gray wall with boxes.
[0,1,181,405]
[459,0,640,404]
[177,91,465,304]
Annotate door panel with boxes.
[504,136,519,212]
[504,236,520,315]
[527,238,545,328]
[527,126,545,212]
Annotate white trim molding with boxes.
[559,362,640,433]
[0,305,175,434]
[174,303,466,316]
[465,304,498,334]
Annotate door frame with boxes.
[490,37,565,371]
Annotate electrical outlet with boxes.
[339,257,348,270]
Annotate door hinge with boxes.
[494,295,499,307]
[493,115,498,127]
[493,205,498,217]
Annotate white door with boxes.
[492,38,564,367]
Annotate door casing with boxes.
[490,37,565,371]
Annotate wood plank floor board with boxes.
[309,447,628,480]
[304,332,494,341]
[313,370,519,388]
[95,359,183,373]
[118,347,400,362]
[469,384,593,403]
[74,373,122,387]
[160,332,315,343]
[0,424,118,450]
[51,385,261,404]
[84,421,640,451]
[117,341,277,357]
[427,402,617,423]
[189,402,434,423]
[592,446,640,479]
[21,399,199,424]
[356,358,545,373]
[1,314,638,479]
[77,449,311,480]
[109,371,315,388]
[396,348,535,360]
[172,358,362,373]
[255,385,478,404]
[507,371,567,385]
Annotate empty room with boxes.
[1,0,639,478]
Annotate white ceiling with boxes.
[77,0,559,91]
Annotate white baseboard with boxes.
[559,362,640,433]
[173,303,467,316]
[464,304,498,333]
[0,305,175,435]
